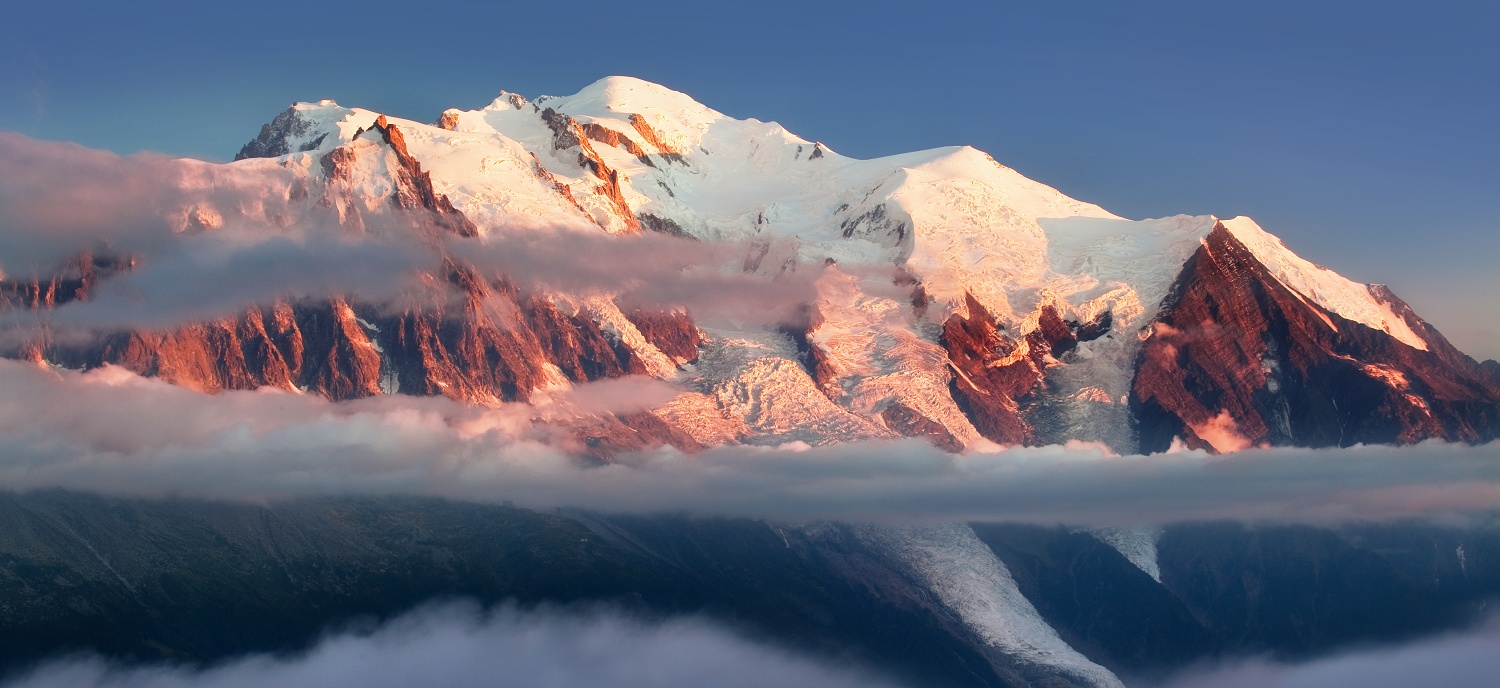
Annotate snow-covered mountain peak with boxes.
[1218,216,1428,350]
[226,80,1435,359]
[231,78,1197,338]
[11,74,1497,465]
[548,76,721,121]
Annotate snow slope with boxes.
[1220,216,1428,350]
[227,77,1447,455]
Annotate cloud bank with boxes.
[0,603,900,688]
[0,132,819,336]
[0,133,295,272]
[2,132,1498,528]
[1,360,1497,527]
[1148,614,1500,688]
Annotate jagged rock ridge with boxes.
[1134,222,1500,452]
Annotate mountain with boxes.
[3,77,1494,456]
[0,492,1495,688]
[1,77,1498,688]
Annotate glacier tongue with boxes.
[1087,526,1165,582]
[851,523,1124,688]
[685,325,893,445]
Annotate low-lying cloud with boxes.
[0,133,297,272]
[0,602,900,688]
[17,233,432,331]
[1,132,1497,526]
[450,229,821,325]
[1145,614,1500,688]
[1,360,1497,527]
[0,132,820,336]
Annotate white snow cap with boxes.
[1220,216,1427,350]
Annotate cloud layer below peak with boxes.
[1,360,1497,527]
[0,603,900,688]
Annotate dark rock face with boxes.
[1484,359,1500,387]
[638,213,692,238]
[234,106,321,161]
[880,402,963,452]
[567,411,704,462]
[0,253,134,311]
[367,116,479,238]
[1071,310,1112,344]
[627,114,686,165]
[1132,223,1500,453]
[940,295,1078,445]
[781,306,842,401]
[623,308,700,364]
[540,108,641,233]
[838,203,909,248]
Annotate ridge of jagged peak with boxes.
[1214,215,1428,350]
[234,100,356,161]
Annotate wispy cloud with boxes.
[1,360,1497,527]
[0,133,298,272]
[2,134,1497,528]
[0,132,820,338]
[1145,613,1500,688]
[0,602,902,688]
[449,230,820,325]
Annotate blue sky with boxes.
[4,0,1497,357]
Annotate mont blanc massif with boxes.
[1,77,1498,688]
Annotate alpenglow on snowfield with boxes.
[7,76,1496,456]
[1,77,1499,688]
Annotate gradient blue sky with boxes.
[4,0,1496,357]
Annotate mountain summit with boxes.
[5,77,1497,455]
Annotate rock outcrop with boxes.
[366,115,480,237]
[234,106,325,160]
[1132,222,1500,452]
[0,252,134,310]
[941,296,1079,445]
[538,108,642,233]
